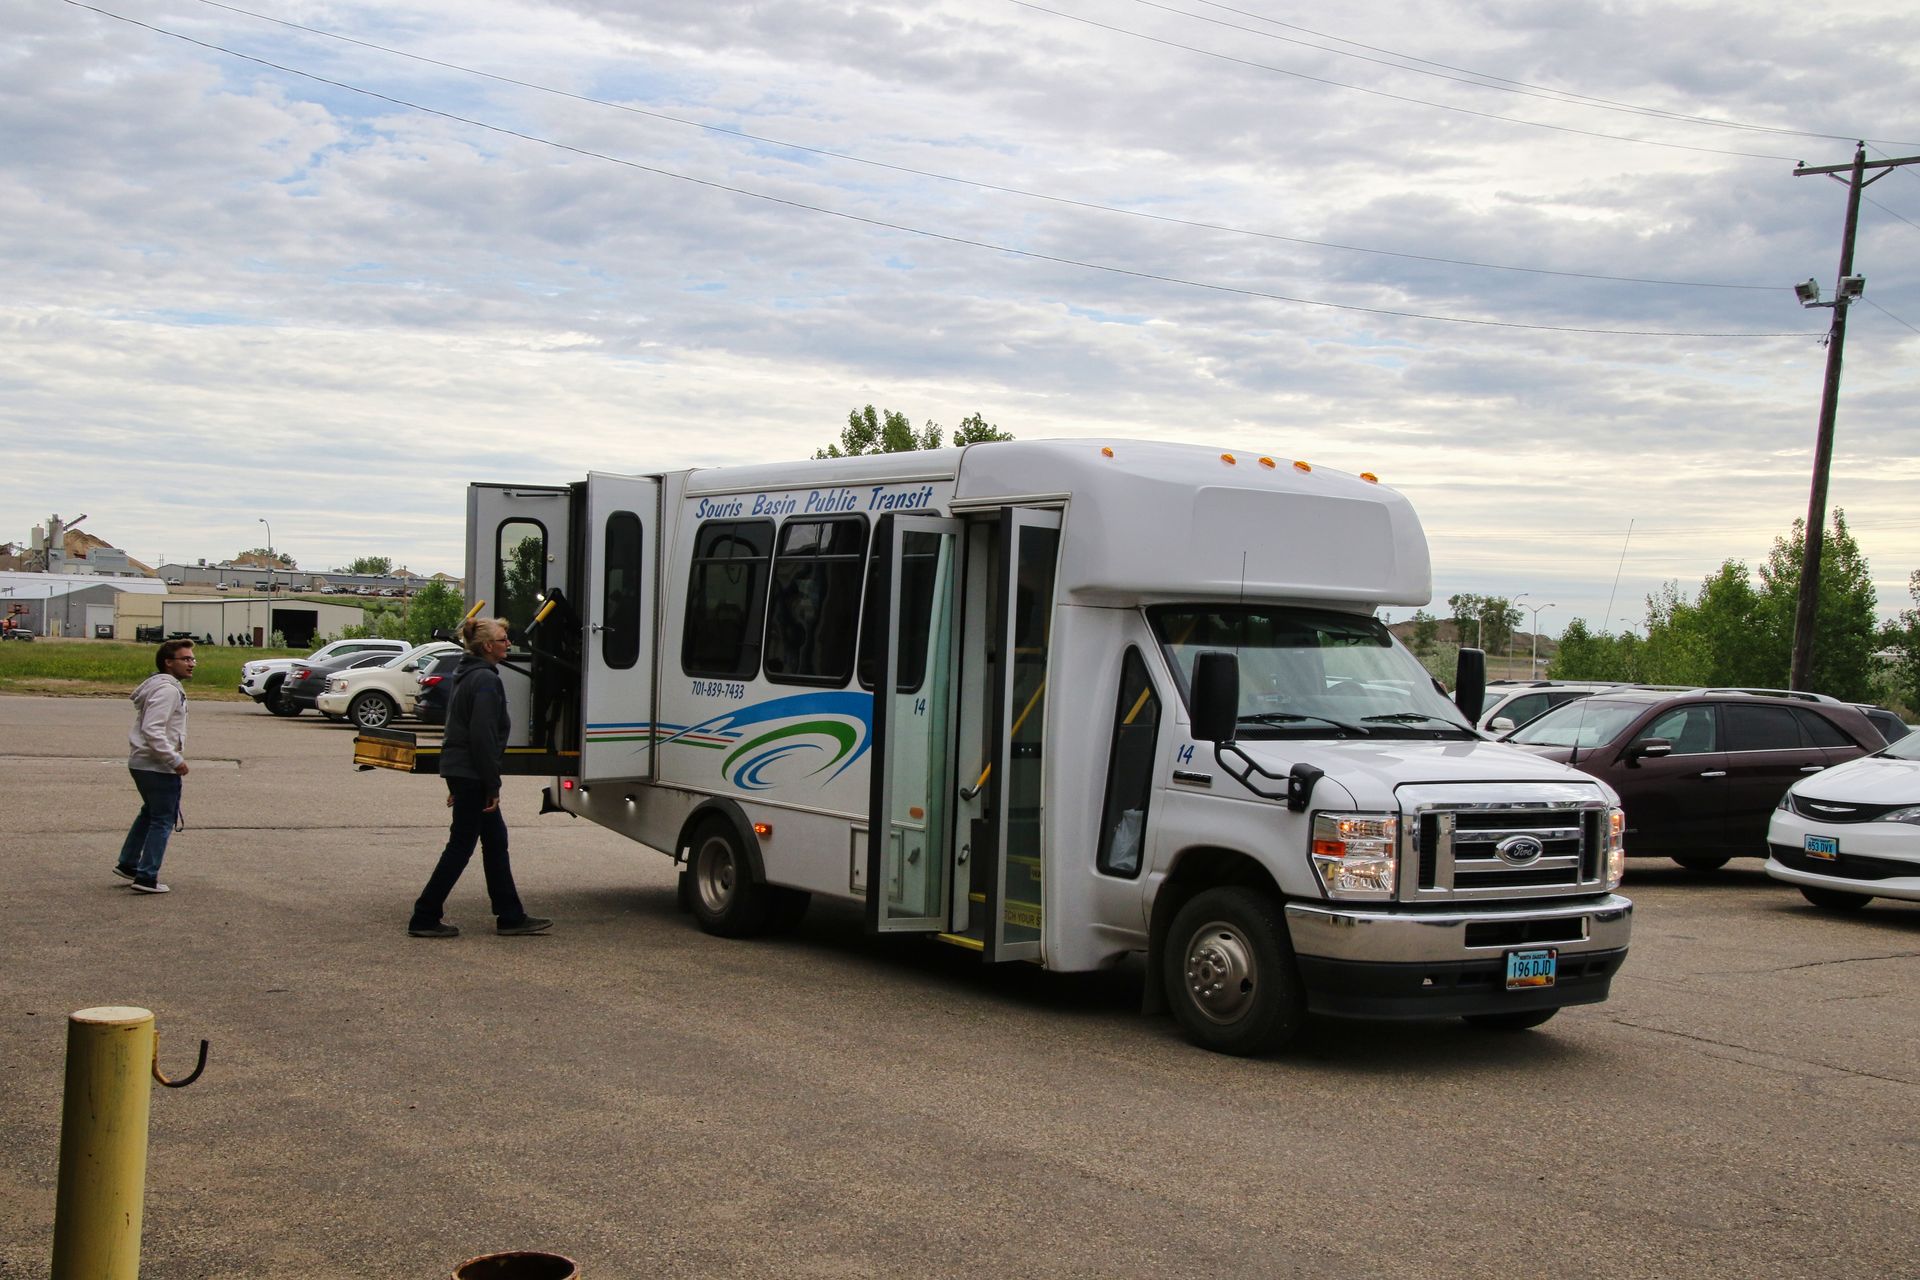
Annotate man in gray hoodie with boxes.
[116,638,196,894]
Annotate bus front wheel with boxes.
[1163,887,1306,1056]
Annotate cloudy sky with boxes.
[6,0,1918,636]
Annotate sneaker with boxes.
[496,916,553,936]
[130,880,170,894]
[407,921,460,938]
[111,866,136,882]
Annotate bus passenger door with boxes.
[467,484,572,752]
[866,516,963,933]
[984,509,1060,962]
[581,472,661,781]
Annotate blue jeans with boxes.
[410,776,527,928]
[118,768,183,884]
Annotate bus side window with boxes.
[681,519,774,679]
[764,516,867,686]
[1096,647,1160,878]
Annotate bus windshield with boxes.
[1150,605,1473,739]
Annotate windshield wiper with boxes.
[1238,712,1371,736]
[1361,712,1469,729]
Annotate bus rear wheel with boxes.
[1163,887,1305,1056]
[688,822,773,938]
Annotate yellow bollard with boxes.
[51,1006,156,1280]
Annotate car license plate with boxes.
[1804,834,1839,861]
[1505,948,1557,990]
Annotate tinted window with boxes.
[1097,648,1160,878]
[856,531,942,693]
[603,511,643,671]
[1794,708,1851,748]
[1498,693,1551,725]
[497,519,546,646]
[1640,705,1718,755]
[765,517,866,686]
[1723,703,1802,752]
[682,520,774,679]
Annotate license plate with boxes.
[1505,948,1557,989]
[1804,834,1839,861]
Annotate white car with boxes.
[316,641,460,730]
[1476,680,1626,734]
[239,638,411,716]
[1766,731,1920,910]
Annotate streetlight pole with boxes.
[1527,602,1556,675]
[1510,593,1530,679]
[258,519,273,631]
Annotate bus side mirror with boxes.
[1454,647,1486,723]
[1191,651,1239,744]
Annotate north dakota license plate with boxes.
[1804,834,1839,861]
[1505,948,1557,989]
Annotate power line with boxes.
[1862,298,1920,336]
[177,0,1777,292]
[1009,0,1805,161]
[1122,0,1909,146]
[65,1,1820,340]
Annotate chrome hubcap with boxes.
[1184,921,1257,1024]
[696,836,737,914]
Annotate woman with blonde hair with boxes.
[408,616,551,938]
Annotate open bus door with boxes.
[465,483,574,772]
[865,515,963,934]
[864,508,1061,960]
[580,472,661,782]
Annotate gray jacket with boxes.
[128,673,188,774]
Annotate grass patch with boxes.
[0,639,302,700]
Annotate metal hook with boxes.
[153,1035,209,1089]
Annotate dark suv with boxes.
[1503,689,1883,870]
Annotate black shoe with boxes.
[496,916,553,936]
[408,921,460,938]
[112,866,136,882]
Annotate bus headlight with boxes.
[1606,807,1626,888]
[1310,812,1398,899]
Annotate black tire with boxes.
[1672,855,1730,871]
[1163,887,1306,1056]
[687,821,773,938]
[265,677,301,717]
[1799,885,1872,912]
[348,691,398,731]
[1463,1008,1560,1032]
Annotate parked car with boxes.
[1475,680,1628,734]
[412,648,465,727]
[1503,688,1883,869]
[1767,728,1920,910]
[1853,704,1909,745]
[315,641,459,730]
[281,651,403,714]
[240,638,411,715]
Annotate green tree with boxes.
[500,530,546,642]
[1548,618,1639,681]
[236,547,295,568]
[1410,609,1439,657]
[405,580,466,645]
[341,555,393,576]
[1446,593,1519,654]
[1756,510,1880,701]
[1879,570,1920,716]
[816,406,1011,458]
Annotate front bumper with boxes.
[1766,812,1920,902]
[315,691,350,714]
[1285,894,1632,1019]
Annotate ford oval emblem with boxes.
[1495,835,1545,866]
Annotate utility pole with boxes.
[1788,144,1920,691]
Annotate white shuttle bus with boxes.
[360,438,1631,1054]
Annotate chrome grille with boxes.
[1399,782,1611,902]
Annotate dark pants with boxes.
[118,768,182,885]
[410,776,527,928]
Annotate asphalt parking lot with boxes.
[3,694,1918,1278]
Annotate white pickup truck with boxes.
[239,638,409,716]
